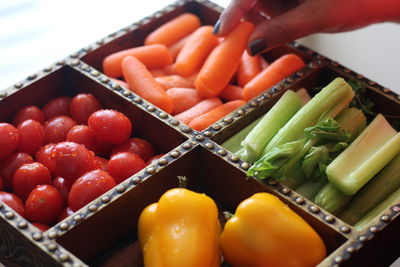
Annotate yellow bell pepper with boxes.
[138,186,221,267]
[220,193,326,267]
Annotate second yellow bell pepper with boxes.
[220,193,326,267]
[138,186,221,267]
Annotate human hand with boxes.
[213,0,400,55]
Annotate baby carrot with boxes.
[103,44,173,78]
[155,74,197,90]
[195,21,255,98]
[122,56,173,113]
[242,54,305,101]
[166,88,204,115]
[237,51,262,87]
[110,78,129,89]
[145,13,201,47]
[175,26,219,76]
[188,100,246,131]
[175,97,223,125]
[150,64,177,77]
[219,85,243,101]
[169,34,191,60]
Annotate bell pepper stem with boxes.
[178,176,187,188]
[223,211,234,220]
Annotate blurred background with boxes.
[0,0,399,94]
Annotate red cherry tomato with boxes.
[13,105,45,126]
[17,119,45,155]
[32,222,50,232]
[108,152,146,184]
[52,176,73,204]
[35,144,57,176]
[111,138,155,162]
[0,153,34,191]
[66,125,106,155]
[13,162,52,201]
[42,96,71,120]
[25,185,64,225]
[44,115,77,144]
[146,154,165,165]
[94,156,109,172]
[0,191,25,217]
[57,206,74,222]
[51,142,97,181]
[88,109,132,144]
[68,170,116,211]
[0,123,20,161]
[70,93,102,124]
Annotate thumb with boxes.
[247,3,324,55]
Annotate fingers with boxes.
[213,0,257,36]
[247,2,324,55]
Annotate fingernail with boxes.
[249,39,266,56]
[212,20,221,34]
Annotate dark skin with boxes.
[213,0,400,55]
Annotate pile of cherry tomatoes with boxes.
[0,93,161,231]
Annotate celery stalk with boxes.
[327,114,400,195]
[339,153,400,225]
[221,116,262,154]
[296,179,327,200]
[355,186,400,230]
[240,90,302,162]
[296,88,311,105]
[262,78,355,156]
[314,183,352,215]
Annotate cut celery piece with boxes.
[296,88,311,106]
[327,114,400,195]
[355,186,400,230]
[296,179,327,200]
[221,116,262,154]
[339,153,400,225]
[314,183,352,214]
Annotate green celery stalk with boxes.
[296,179,327,200]
[314,183,352,215]
[327,114,400,195]
[221,116,262,154]
[339,153,400,225]
[240,90,302,163]
[355,186,400,230]
[261,77,355,156]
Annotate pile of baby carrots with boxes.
[102,13,306,131]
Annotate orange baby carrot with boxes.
[169,34,191,60]
[155,74,196,90]
[188,100,246,131]
[166,88,204,115]
[237,51,262,87]
[103,44,173,78]
[150,64,177,77]
[122,56,173,113]
[195,21,255,98]
[219,85,243,101]
[175,26,219,76]
[145,13,201,47]
[110,78,129,89]
[175,97,223,125]
[242,53,306,101]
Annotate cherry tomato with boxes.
[25,185,64,225]
[0,191,25,217]
[0,153,34,191]
[70,93,102,124]
[13,105,45,126]
[108,152,146,184]
[0,123,20,161]
[68,169,116,211]
[88,109,132,144]
[13,162,52,201]
[52,176,73,204]
[66,125,106,155]
[16,119,45,155]
[111,138,155,162]
[35,144,57,176]
[42,96,71,120]
[57,206,74,222]
[94,156,109,172]
[44,115,77,144]
[51,142,97,181]
[0,177,3,191]
[32,223,50,232]
[146,154,165,165]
